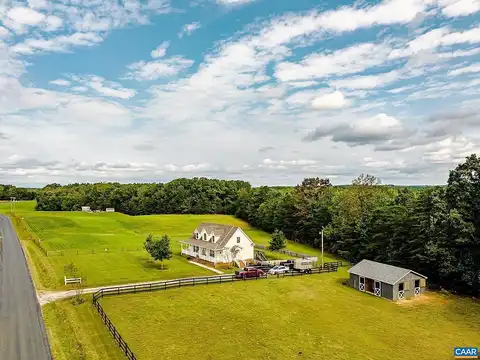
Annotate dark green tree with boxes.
[269,230,286,251]
[144,234,173,269]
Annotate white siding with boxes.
[222,228,254,262]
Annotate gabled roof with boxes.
[181,223,250,250]
[348,259,427,285]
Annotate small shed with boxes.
[81,206,91,212]
[348,259,427,301]
[106,208,115,212]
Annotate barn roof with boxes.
[348,259,427,285]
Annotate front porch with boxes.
[180,243,223,265]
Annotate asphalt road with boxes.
[0,215,52,360]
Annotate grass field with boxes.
[98,269,480,360]
[0,201,339,289]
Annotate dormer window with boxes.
[195,232,199,239]
[203,233,207,240]
[211,236,215,243]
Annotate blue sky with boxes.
[0,0,479,186]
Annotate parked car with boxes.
[268,265,290,275]
[235,267,265,279]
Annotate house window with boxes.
[201,248,206,255]
[211,236,215,242]
[415,279,420,288]
[203,233,207,240]
[398,282,404,291]
[193,246,199,253]
[210,250,215,257]
[195,232,199,239]
[237,236,240,243]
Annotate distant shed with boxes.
[348,259,427,301]
[81,206,91,212]
[106,208,115,212]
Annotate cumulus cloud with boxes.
[439,0,480,17]
[7,7,45,26]
[303,114,409,147]
[311,91,350,110]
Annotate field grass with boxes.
[42,297,125,360]
[0,201,339,289]
[100,269,480,360]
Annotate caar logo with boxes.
[454,347,478,358]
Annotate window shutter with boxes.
[420,279,426,287]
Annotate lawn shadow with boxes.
[138,258,170,270]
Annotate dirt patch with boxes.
[396,293,449,307]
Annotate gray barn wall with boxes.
[349,273,360,289]
[393,272,427,300]
[381,282,394,300]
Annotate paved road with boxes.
[0,215,52,360]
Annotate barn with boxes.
[348,259,427,301]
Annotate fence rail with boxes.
[46,247,143,256]
[92,264,339,359]
[92,298,137,360]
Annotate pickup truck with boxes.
[235,267,265,279]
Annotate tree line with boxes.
[234,157,480,296]
[0,185,36,200]
[33,156,480,295]
[35,178,250,215]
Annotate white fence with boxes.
[64,276,82,285]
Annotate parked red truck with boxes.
[235,267,265,279]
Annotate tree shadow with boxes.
[139,258,169,270]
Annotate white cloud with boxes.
[0,26,10,38]
[43,15,63,32]
[448,63,480,76]
[68,75,136,99]
[389,26,480,59]
[151,41,170,58]
[126,56,194,80]
[275,42,393,82]
[7,7,45,26]
[11,33,104,54]
[330,70,401,89]
[50,79,71,86]
[178,22,201,38]
[86,77,136,99]
[216,0,255,4]
[311,91,350,110]
[72,86,88,92]
[439,0,480,17]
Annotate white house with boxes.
[106,208,115,212]
[180,223,255,266]
[81,206,91,212]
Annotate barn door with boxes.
[359,276,365,291]
[374,280,381,297]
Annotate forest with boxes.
[33,155,480,296]
[0,185,37,200]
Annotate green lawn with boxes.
[98,270,480,360]
[43,297,125,360]
[0,201,339,289]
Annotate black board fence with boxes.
[92,264,339,359]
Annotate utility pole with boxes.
[320,227,324,269]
